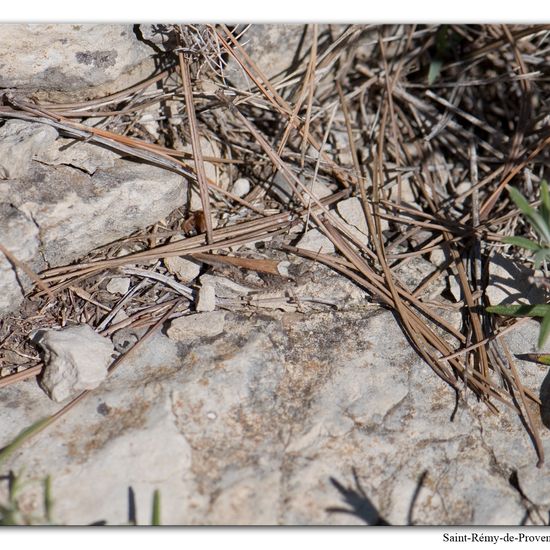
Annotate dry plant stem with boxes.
[501,341,544,467]
[0,366,42,389]
[300,24,318,167]
[479,134,550,220]
[35,192,347,291]
[285,243,506,411]
[178,51,214,243]
[216,25,351,189]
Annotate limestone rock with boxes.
[164,256,202,283]
[0,203,40,314]
[0,120,59,179]
[0,120,187,273]
[336,197,369,236]
[106,277,131,295]
[296,228,335,254]
[1,309,541,525]
[232,178,251,198]
[34,324,115,402]
[196,283,216,312]
[166,311,226,341]
[0,24,155,101]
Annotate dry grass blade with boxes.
[177,35,214,243]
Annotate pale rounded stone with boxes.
[106,277,131,295]
[164,256,201,283]
[35,324,115,402]
[166,311,226,341]
[232,178,251,198]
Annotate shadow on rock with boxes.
[539,369,550,430]
[327,468,429,525]
[326,467,390,525]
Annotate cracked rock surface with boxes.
[2,308,549,525]
[0,24,155,101]
[0,120,187,315]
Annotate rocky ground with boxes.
[1,24,549,525]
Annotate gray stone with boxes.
[0,121,187,271]
[0,24,155,101]
[0,203,40,314]
[0,120,59,179]
[166,311,226,341]
[296,228,335,254]
[106,277,131,296]
[34,324,115,402]
[232,178,251,198]
[1,308,539,525]
[336,197,369,236]
[164,255,202,283]
[34,136,119,175]
[196,283,216,312]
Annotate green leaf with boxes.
[533,248,550,269]
[486,303,550,318]
[539,310,550,348]
[502,236,542,252]
[507,186,550,243]
[151,490,161,526]
[0,417,52,467]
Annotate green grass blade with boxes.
[539,311,550,348]
[502,236,542,252]
[486,303,550,318]
[519,353,550,366]
[507,186,550,243]
[151,490,161,526]
[541,180,550,227]
[44,475,53,524]
[0,417,52,467]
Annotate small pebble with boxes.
[232,178,251,198]
[196,283,216,312]
[106,277,131,295]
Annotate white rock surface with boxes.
[106,277,131,295]
[336,197,369,236]
[35,324,115,402]
[164,256,202,283]
[166,311,226,341]
[0,24,155,100]
[0,121,187,275]
[196,283,216,312]
[199,274,252,298]
[0,120,59,179]
[232,178,251,198]
[296,228,335,254]
[2,309,545,525]
[0,203,40,314]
